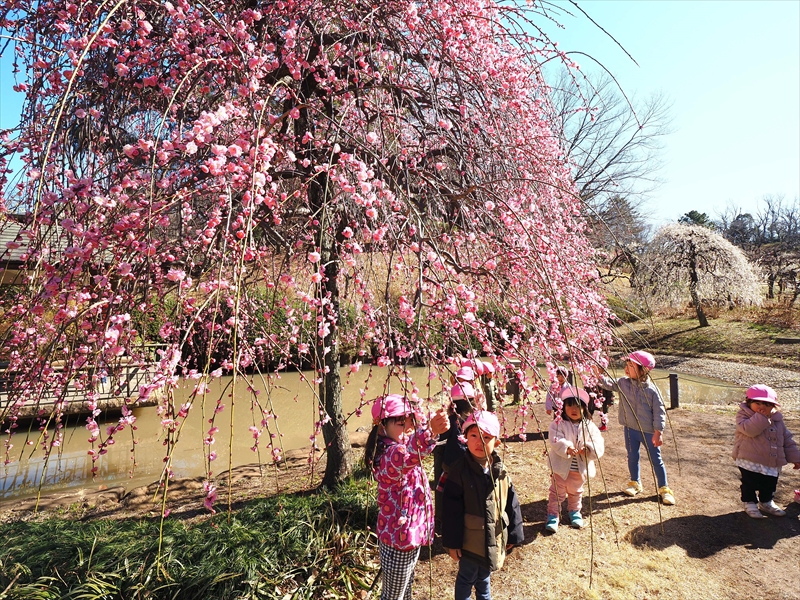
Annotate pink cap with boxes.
[560,386,591,406]
[463,410,500,438]
[461,358,489,376]
[456,366,475,381]
[482,361,495,374]
[746,384,778,405]
[451,382,476,399]
[371,394,416,422]
[627,351,655,370]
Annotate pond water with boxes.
[0,365,744,502]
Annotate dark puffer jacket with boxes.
[442,451,524,571]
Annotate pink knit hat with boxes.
[451,382,476,400]
[746,384,779,405]
[627,351,655,370]
[463,410,500,438]
[371,394,417,423]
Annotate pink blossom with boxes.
[166,268,186,282]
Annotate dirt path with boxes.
[416,403,800,600]
[2,403,798,599]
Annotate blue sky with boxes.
[540,0,800,226]
[1,1,799,228]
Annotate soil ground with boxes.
[3,400,799,600]
[416,402,800,600]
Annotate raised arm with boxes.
[736,410,772,438]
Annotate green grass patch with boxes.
[0,474,379,599]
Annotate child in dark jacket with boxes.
[442,411,524,600]
[433,382,477,523]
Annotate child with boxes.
[443,411,524,600]
[433,382,477,523]
[585,385,614,431]
[598,351,675,505]
[364,394,449,600]
[545,366,571,416]
[480,362,499,412]
[545,387,605,532]
[733,384,800,518]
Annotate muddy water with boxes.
[0,367,446,501]
[613,367,746,407]
[0,366,742,501]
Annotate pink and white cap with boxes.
[746,384,779,405]
[371,394,418,422]
[451,382,476,400]
[481,361,495,374]
[628,350,656,370]
[560,386,591,406]
[463,410,500,439]
[456,366,475,381]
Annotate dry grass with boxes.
[615,310,800,370]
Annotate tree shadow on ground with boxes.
[626,504,800,558]
[502,430,547,444]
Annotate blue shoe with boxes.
[569,510,583,529]
[545,514,559,533]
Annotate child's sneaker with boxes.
[758,500,786,517]
[545,514,559,533]
[569,510,583,529]
[623,480,643,497]
[658,486,676,505]
[744,502,765,519]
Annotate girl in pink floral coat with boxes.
[364,394,449,600]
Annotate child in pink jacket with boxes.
[733,384,800,519]
[364,394,449,600]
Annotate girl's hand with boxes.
[430,409,450,436]
[448,548,461,562]
[752,402,777,418]
[566,446,578,457]
[793,462,800,470]
[652,430,663,448]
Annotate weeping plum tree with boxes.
[639,223,762,327]
[0,0,614,499]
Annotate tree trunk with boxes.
[295,64,352,487]
[314,178,353,488]
[688,249,709,327]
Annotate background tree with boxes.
[0,0,613,498]
[591,195,649,284]
[716,195,800,302]
[548,69,670,252]
[679,210,714,229]
[638,223,762,327]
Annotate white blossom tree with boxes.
[638,223,762,327]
